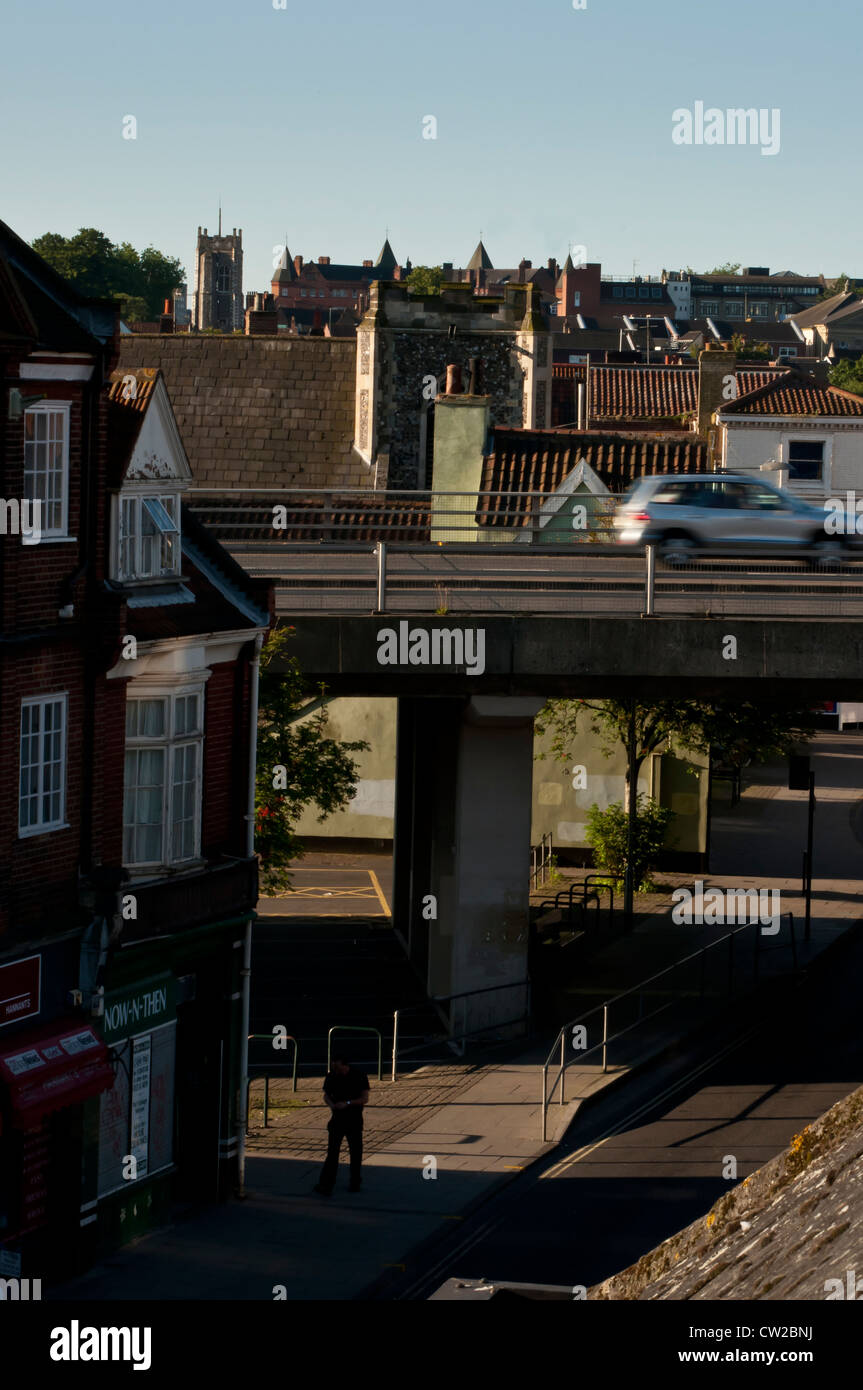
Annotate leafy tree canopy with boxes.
[407,265,445,296]
[708,262,741,274]
[31,227,184,321]
[830,355,863,397]
[536,697,815,782]
[254,625,368,893]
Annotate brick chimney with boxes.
[697,347,736,450]
[158,298,174,334]
[293,255,304,274]
[430,367,491,541]
[362,259,373,269]
[318,256,330,265]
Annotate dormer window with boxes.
[116,493,180,582]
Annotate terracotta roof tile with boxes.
[720,374,863,418]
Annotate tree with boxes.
[254,624,369,892]
[536,696,816,789]
[585,796,675,891]
[830,355,863,397]
[708,262,741,274]
[407,265,445,296]
[729,334,771,361]
[31,228,183,320]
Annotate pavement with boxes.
[52,732,863,1301]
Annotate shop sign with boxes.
[0,956,41,1028]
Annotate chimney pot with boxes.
[445,363,464,395]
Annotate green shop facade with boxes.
[76,909,254,1273]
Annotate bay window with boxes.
[123,689,203,869]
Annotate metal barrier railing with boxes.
[392,979,531,1080]
[246,1032,298,1131]
[540,912,798,1140]
[531,832,554,889]
[534,874,615,937]
[327,1025,383,1081]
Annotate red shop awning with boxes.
[0,1018,114,1128]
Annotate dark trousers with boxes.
[319,1117,363,1191]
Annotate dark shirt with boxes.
[323,1068,370,1111]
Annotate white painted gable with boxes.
[514,456,611,541]
[125,376,192,484]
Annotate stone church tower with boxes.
[193,217,243,331]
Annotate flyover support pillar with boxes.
[393,696,543,1039]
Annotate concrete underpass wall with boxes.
[293,697,708,867]
[530,726,709,867]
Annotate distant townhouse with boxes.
[716,365,863,501]
[269,238,408,326]
[791,291,863,359]
[685,267,824,324]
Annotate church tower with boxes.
[193,215,243,331]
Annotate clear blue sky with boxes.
[2,0,859,292]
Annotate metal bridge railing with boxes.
[540,912,798,1140]
[391,979,532,1080]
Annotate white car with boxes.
[614,473,850,567]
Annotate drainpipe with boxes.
[237,631,263,1198]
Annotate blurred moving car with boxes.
[614,473,853,567]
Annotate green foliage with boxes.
[254,625,368,892]
[407,265,445,296]
[729,333,771,360]
[584,796,675,890]
[31,228,183,321]
[708,262,741,274]
[535,697,815,780]
[829,355,863,397]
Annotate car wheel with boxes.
[660,535,697,568]
[811,535,843,572]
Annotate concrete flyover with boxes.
[280,613,863,701]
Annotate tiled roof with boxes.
[583,365,786,423]
[189,494,430,544]
[719,374,863,418]
[479,427,709,519]
[105,366,161,481]
[692,272,823,288]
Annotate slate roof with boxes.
[273,247,297,284]
[117,335,366,489]
[0,217,117,351]
[719,373,863,418]
[467,240,494,271]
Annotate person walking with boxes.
[313,1054,370,1195]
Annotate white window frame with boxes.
[18,693,69,837]
[785,436,828,485]
[114,490,182,582]
[123,685,205,871]
[23,401,71,539]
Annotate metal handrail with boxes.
[327,1025,382,1081]
[246,1032,299,1131]
[540,912,798,1139]
[392,979,531,1080]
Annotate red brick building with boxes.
[0,221,272,1281]
[269,238,407,326]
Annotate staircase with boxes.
[249,918,445,1075]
